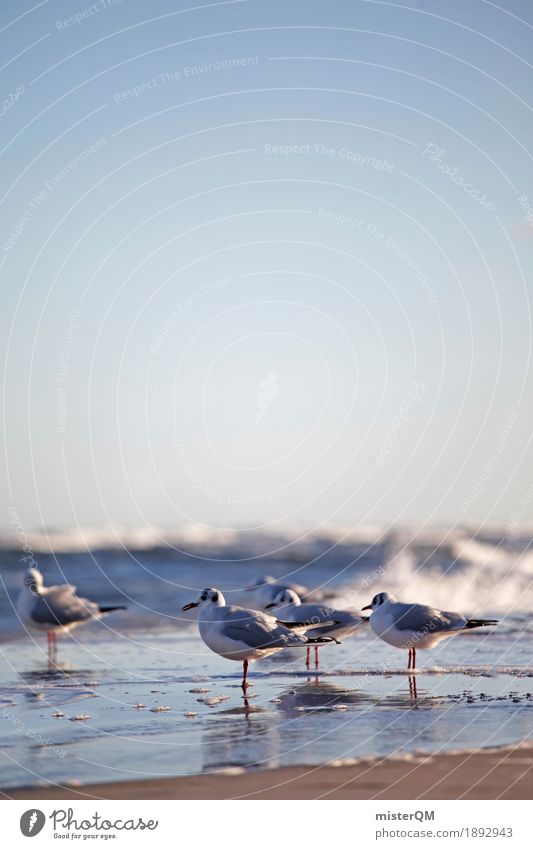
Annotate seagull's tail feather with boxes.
[305,636,340,645]
[464,618,498,628]
[98,605,127,614]
[277,619,335,631]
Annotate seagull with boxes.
[181,587,336,691]
[266,588,367,669]
[361,591,498,669]
[246,575,323,610]
[17,566,126,661]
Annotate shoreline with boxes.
[3,744,533,800]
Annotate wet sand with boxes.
[4,745,532,800]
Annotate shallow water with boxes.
[1,627,532,789]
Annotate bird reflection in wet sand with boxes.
[224,695,256,718]
[19,664,73,684]
[275,679,439,713]
[200,701,275,773]
[378,678,446,711]
[275,681,376,713]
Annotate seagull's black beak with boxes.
[181,601,199,611]
[361,604,372,611]
[265,602,275,609]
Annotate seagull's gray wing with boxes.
[290,603,333,624]
[288,605,364,638]
[221,608,306,648]
[30,586,99,627]
[277,603,363,627]
[392,602,466,633]
[333,610,366,627]
[49,582,77,594]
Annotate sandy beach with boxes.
[4,745,532,800]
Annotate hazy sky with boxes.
[1,0,533,533]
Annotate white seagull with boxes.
[266,588,367,669]
[181,587,336,691]
[362,591,498,669]
[246,575,322,610]
[17,566,126,660]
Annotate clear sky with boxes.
[1,0,533,534]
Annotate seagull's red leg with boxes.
[47,631,56,668]
[412,647,416,670]
[306,647,310,669]
[408,648,412,670]
[242,659,248,692]
[315,646,319,669]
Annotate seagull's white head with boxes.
[246,574,275,591]
[265,588,301,609]
[23,566,43,595]
[258,574,275,585]
[361,591,396,612]
[181,587,226,612]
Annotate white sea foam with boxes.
[374,545,533,616]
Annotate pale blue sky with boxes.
[1,0,532,532]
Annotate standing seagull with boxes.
[17,566,126,661]
[266,589,367,669]
[362,592,498,669]
[246,575,317,610]
[181,587,335,691]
